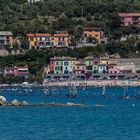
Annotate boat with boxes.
[67,84,77,98]
[102,85,106,98]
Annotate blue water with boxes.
[0,86,140,140]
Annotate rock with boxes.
[0,100,7,106]
[11,99,21,106]
[47,102,64,106]
[66,102,84,107]
[0,96,7,106]
[22,101,29,106]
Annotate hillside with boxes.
[0,0,140,37]
[0,0,140,83]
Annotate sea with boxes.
[0,86,140,140]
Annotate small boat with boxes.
[67,84,77,98]
[102,85,106,98]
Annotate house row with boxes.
[0,66,29,78]
[0,13,139,49]
[47,56,136,75]
[27,33,70,49]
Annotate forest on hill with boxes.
[0,0,140,37]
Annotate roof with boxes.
[0,31,13,36]
[119,13,140,17]
[54,33,69,37]
[83,27,101,31]
[27,33,51,37]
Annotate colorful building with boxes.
[0,31,13,49]
[49,57,77,74]
[27,33,52,49]
[119,13,140,26]
[85,56,99,74]
[47,57,137,75]
[81,27,107,45]
[108,64,118,74]
[75,63,86,74]
[0,66,29,77]
[27,33,70,49]
[53,33,70,48]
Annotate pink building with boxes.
[1,66,29,77]
[108,64,119,74]
[119,13,140,26]
[75,63,86,74]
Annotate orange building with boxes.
[53,33,69,48]
[0,31,13,49]
[81,27,106,45]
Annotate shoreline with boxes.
[45,80,140,87]
[0,80,140,87]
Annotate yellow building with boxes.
[27,33,70,49]
[27,33,52,49]
[0,31,13,49]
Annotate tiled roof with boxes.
[0,31,13,36]
[54,34,69,37]
[27,33,51,37]
[119,13,140,17]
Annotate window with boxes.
[64,62,68,66]
[30,37,33,41]
[58,37,61,41]
[62,37,64,41]
[84,34,87,37]
[65,67,68,70]
[95,34,98,37]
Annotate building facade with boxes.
[47,57,137,75]
[0,31,13,49]
[53,33,70,48]
[80,27,107,46]
[28,0,42,4]
[0,66,29,77]
[27,33,70,49]
[119,13,140,26]
[27,33,52,49]
[49,57,76,74]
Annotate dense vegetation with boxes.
[0,0,140,83]
[0,0,139,37]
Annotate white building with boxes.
[28,0,42,4]
[117,63,136,73]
